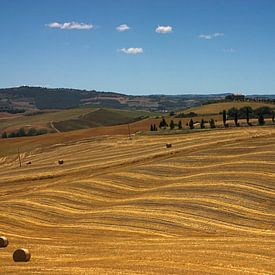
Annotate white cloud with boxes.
[116,24,130,32]
[155,25,173,34]
[223,48,236,53]
[120,48,144,54]
[47,22,93,30]
[213,32,224,37]
[198,32,224,40]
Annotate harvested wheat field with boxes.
[0,126,275,274]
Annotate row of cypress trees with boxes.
[222,108,275,127]
[150,108,275,131]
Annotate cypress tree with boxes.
[234,112,239,126]
[246,107,250,125]
[178,120,182,129]
[222,110,227,127]
[170,120,175,130]
[200,119,205,129]
[209,118,216,128]
[272,111,275,123]
[258,113,265,126]
[150,124,154,131]
[189,119,194,129]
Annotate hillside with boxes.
[53,108,151,132]
[0,126,274,274]
[183,101,275,115]
[0,107,153,134]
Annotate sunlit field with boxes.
[0,126,274,274]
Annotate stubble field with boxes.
[0,126,275,274]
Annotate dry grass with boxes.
[0,126,275,274]
[185,101,275,115]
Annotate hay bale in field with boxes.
[58,160,64,165]
[166,143,172,148]
[26,161,32,165]
[0,236,9,247]
[13,248,31,262]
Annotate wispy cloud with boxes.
[223,48,236,53]
[198,32,224,40]
[120,48,144,54]
[116,24,130,32]
[47,22,94,30]
[155,25,173,34]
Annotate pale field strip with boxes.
[0,126,274,274]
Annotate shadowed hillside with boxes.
[53,108,150,132]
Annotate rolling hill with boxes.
[0,107,153,134]
[53,108,151,132]
[0,126,274,274]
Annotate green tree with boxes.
[200,119,205,129]
[189,119,194,129]
[8,132,16,138]
[209,118,216,128]
[150,124,154,131]
[228,107,238,118]
[258,113,265,126]
[178,120,182,129]
[1,132,7,138]
[17,128,26,137]
[27,128,38,136]
[153,124,157,131]
[272,111,275,124]
[170,120,175,130]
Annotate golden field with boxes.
[186,101,275,115]
[0,126,275,274]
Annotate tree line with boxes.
[150,107,275,132]
[1,128,48,139]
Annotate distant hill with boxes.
[0,86,230,112]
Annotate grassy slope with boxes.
[0,107,96,132]
[0,126,274,274]
[0,107,154,133]
[53,108,153,132]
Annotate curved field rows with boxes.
[0,127,275,274]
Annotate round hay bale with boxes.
[0,236,9,248]
[13,248,31,262]
[58,160,64,165]
[166,143,172,148]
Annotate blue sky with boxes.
[1,0,275,95]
